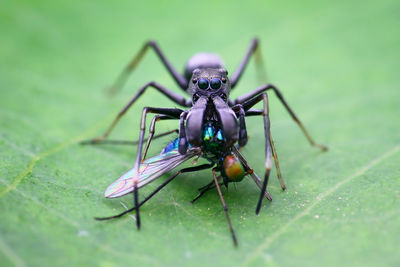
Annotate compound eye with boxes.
[210,78,222,90]
[198,78,209,90]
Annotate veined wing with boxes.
[104,148,201,198]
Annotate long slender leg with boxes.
[232,104,248,147]
[142,115,176,161]
[190,176,222,204]
[83,115,178,161]
[253,41,268,85]
[244,108,263,116]
[191,184,215,204]
[269,135,285,190]
[257,94,271,214]
[240,93,274,214]
[212,168,238,247]
[95,163,214,221]
[230,38,262,89]
[142,112,190,161]
[80,129,178,146]
[231,146,272,201]
[133,183,140,228]
[243,109,285,190]
[235,84,327,151]
[133,107,184,229]
[198,178,218,191]
[178,111,189,155]
[109,40,188,95]
[85,82,190,144]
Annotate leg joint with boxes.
[147,40,157,47]
[252,38,259,48]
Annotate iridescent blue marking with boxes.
[203,125,214,141]
[161,122,224,157]
[201,122,226,158]
[162,138,179,153]
[216,130,224,141]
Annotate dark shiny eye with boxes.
[210,78,222,90]
[221,77,227,83]
[192,78,198,84]
[197,78,209,89]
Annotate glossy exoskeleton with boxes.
[83,38,327,246]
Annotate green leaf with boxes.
[1,0,399,266]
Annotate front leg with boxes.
[244,109,285,190]
[142,114,178,161]
[232,104,248,148]
[235,84,327,151]
[133,107,184,229]
[240,93,273,214]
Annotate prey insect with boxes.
[83,38,327,246]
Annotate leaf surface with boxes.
[1,0,399,266]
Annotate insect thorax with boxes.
[201,121,226,160]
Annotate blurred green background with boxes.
[1,0,399,266]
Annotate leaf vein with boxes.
[0,236,26,267]
[0,115,113,198]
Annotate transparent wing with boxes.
[104,148,201,198]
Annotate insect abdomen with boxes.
[222,154,246,182]
[184,53,225,82]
